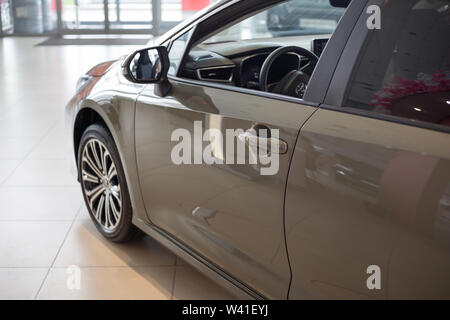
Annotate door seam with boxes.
[283,107,320,299]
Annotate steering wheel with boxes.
[259,46,319,98]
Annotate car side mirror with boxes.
[122,45,171,97]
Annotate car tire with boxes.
[77,123,142,243]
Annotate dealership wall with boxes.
[0,0,216,36]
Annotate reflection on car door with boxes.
[286,109,450,299]
[134,80,317,299]
[286,0,450,299]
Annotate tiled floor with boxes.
[0,37,234,300]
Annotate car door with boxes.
[136,80,316,299]
[132,0,358,298]
[286,0,450,299]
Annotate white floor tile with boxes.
[0,187,82,221]
[0,268,48,300]
[54,219,176,268]
[28,122,71,159]
[0,221,71,267]
[0,137,40,159]
[4,159,77,186]
[37,266,174,300]
[0,159,21,185]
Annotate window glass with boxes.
[168,31,191,76]
[345,0,450,127]
[203,0,346,44]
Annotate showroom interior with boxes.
[0,0,233,300]
[2,0,449,303]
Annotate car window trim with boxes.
[156,0,239,45]
[167,27,195,77]
[304,0,369,103]
[324,0,384,107]
[191,5,279,47]
[320,104,450,135]
[167,75,319,108]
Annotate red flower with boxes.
[370,70,450,111]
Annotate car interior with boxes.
[346,0,450,125]
[174,0,350,99]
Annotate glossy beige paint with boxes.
[286,108,450,299]
[135,79,317,299]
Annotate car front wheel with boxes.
[77,123,141,242]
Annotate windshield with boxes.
[204,0,346,44]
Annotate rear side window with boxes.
[344,0,450,128]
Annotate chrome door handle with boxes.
[238,131,288,155]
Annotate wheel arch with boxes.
[73,107,110,167]
[72,103,150,226]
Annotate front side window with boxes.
[168,31,191,76]
[344,0,450,127]
[175,0,350,99]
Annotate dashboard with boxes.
[180,38,329,91]
[238,53,301,89]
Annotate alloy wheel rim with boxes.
[81,139,122,231]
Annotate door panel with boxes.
[135,80,317,298]
[286,108,450,299]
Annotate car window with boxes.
[344,0,450,128]
[168,31,191,76]
[203,0,346,44]
[174,0,352,101]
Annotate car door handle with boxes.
[238,131,288,155]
